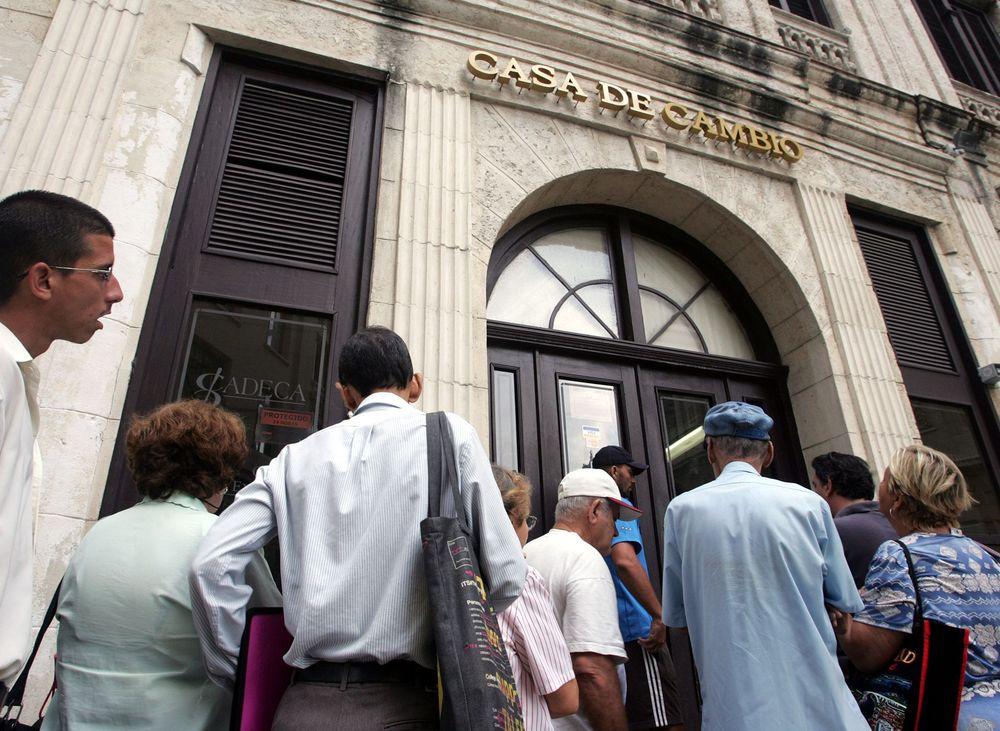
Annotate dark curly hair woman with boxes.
[42,400,280,731]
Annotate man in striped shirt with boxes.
[191,327,527,729]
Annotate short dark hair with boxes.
[337,326,413,397]
[126,400,248,501]
[0,190,115,305]
[811,451,875,501]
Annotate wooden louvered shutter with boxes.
[205,79,352,271]
[855,224,956,373]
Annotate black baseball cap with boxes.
[591,446,648,475]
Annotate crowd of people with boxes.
[1,189,999,731]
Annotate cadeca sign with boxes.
[466,50,804,164]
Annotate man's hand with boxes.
[638,617,667,651]
[826,604,852,637]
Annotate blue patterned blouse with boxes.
[855,532,1000,730]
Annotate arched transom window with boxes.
[487,218,756,360]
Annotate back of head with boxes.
[126,400,248,501]
[492,464,532,523]
[337,326,413,398]
[811,451,875,501]
[886,444,974,529]
[0,190,115,306]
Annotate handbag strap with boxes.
[894,540,924,624]
[425,412,469,534]
[2,581,61,711]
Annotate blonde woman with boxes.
[493,465,579,730]
[832,445,1000,730]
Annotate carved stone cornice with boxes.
[652,0,723,23]
[771,6,856,73]
[955,83,1000,128]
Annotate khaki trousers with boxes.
[271,679,439,731]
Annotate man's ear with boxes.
[762,441,775,470]
[587,498,602,524]
[407,373,423,404]
[336,382,360,412]
[24,262,54,302]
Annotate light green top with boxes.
[42,492,280,730]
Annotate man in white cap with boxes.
[660,402,866,731]
[525,468,641,731]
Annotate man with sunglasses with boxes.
[0,190,123,698]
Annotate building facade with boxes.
[3,0,999,721]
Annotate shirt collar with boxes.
[720,461,759,477]
[141,492,211,513]
[836,500,879,518]
[352,391,412,416]
[0,322,32,364]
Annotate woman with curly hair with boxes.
[42,400,280,730]
[832,444,1000,730]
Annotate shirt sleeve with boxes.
[854,541,915,632]
[661,503,686,627]
[562,561,626,661]
[509,568,576,695]
[818,500,864,613]
[190,458,281,688]
[450,413,527,614]
[612,517,641,553]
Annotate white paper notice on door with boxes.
[582,424,603,449]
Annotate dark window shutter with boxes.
[769,0,831,26]
[912,0,1000,94]
[855,225,956,373]
[954,4,1000,92]
[206,79,353,271]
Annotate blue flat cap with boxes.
[704,401,773,441]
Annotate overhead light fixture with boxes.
[978,364,1000,386]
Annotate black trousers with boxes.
[272,676,438,730]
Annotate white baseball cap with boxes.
[557,468,642,521]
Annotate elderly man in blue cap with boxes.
[660,402,867,731]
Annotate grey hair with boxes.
[710,435,770,461]
[554,495,603,523]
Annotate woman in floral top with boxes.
[831,445,1000,730]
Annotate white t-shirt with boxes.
[524,529,626,731]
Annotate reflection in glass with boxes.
[558,380,621,475]
[911,399,1000,543]
[492,369,519,471]
[177,300,329,478]
[487,228,619,339]
[659,393,714,495]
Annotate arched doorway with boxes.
[486,205,806,723]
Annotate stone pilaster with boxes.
[952,195,1000,319]
[796,184,918,468]
[0,0,146,198]
[370,83,487,434]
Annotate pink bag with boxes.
[230,608,294,731]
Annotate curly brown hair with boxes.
[492,464,532,525]
[126,400,248,501]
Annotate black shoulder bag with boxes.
[1,584,60,730]
[421,412,523,731]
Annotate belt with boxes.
[296,660,436,687]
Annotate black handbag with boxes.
[421,411,523,731]
[849,540,969,731]
[1,584,60,730]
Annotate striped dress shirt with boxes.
[498,566,576,731]
[190,393,527,687]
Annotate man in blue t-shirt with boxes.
[594,446,683,730]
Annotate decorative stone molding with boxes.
[374,83,484,424]
[795,184,917,468]
[956,84,1000,128]
[655,0,723,23]
[772,7,856,73]
[0,0,147,198]
[953,195,1000,317]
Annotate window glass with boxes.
[558,380,621,474]
[491,369,519,471]
[487,228,619,339]
[177,300,329,478]
[658,393,714,494]
[911,399,1000,543]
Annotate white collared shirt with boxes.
[191,393,527,687]
[0,322,40,687]
[41,493,280,730]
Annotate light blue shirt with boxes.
[605,497,652,643]
[42,493,279,730]
[661,461,867,731]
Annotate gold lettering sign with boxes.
[466,50,804,164]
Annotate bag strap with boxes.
[2,581,61,711]
[894,540,924,624]
[426,412,469,534]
